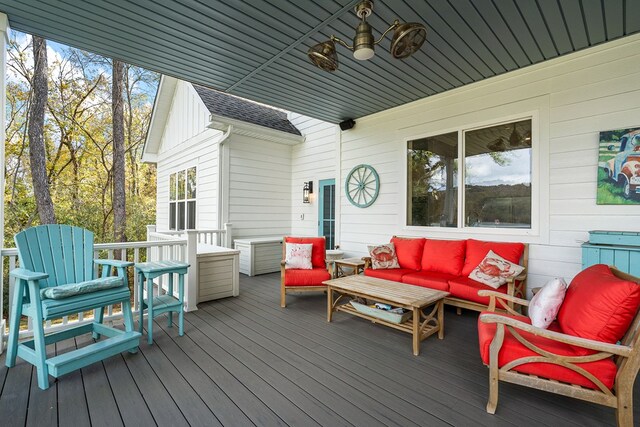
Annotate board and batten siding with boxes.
[226,134,293,239]
[338,34,640,293]
[155,81,221,230]
[290,113,339,237]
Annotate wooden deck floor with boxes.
[0,272,637,426]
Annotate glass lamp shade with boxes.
[308,40,339,71]
[390,23,426,59]
[353,46,374,60]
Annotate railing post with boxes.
[146,224,156,240]
[146,224,157,262]
[184,230,198,312]
[224,223,233,248]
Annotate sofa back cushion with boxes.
[390,237,425,271]
[557,264,640,345]
[461,239,525,277]
[284,236,326,269]
[421,239,466,275]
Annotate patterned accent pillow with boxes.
[367,243,401,270]
[528,278,568,329]
[469,250,525,289]
[285,243,313,269]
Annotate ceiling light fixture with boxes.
[307,0,426,72]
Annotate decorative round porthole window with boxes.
[345,164,380,208]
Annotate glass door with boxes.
[318,179,336,249]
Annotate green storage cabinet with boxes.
[582,231,640,277]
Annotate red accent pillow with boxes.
[461,239,525,277]
[421,239,466,275]
[390,237,425,271]
[284,237,326,268]
[557,264,640,346]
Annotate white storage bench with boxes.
[234,236,283,276]
[197,244,240,303]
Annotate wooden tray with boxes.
[349,301,412,324]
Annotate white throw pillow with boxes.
[285,243,313,269]
[367,243,400,270]
[528,278,568,329]
[468,250,525,289]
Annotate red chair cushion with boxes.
[285,237,326,268]
[390,237,425,271]
[461,239,525,276]
[448,277,508,305]
[557,264,640,347]
[284,268,331,287]
[478,312,617,390]
[421,239,466,275]
[364,268,415,282]
[401,272,452,292]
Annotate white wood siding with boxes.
[290,114,339,237]
[338,34,640,293]
[227,134,293,238]
[155,81,221,230]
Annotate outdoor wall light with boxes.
[303,181,313,203]
[307,0,426,72]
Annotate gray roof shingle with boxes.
[192,84,301,136]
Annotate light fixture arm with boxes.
[331,19,400,52]
[373,20,400,46]
[331,35,353,51]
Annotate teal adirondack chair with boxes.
[5,225,141,390]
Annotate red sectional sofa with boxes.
[363,236,528,312]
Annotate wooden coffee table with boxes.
[324,275,449,356]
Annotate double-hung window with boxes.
[407,118,532,230]
[169,167,197,230]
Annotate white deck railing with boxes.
[0,237,187,353]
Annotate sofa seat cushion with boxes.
[284,268,331,287]
[401,272,453,292]
[557,264,640,347]
[390,237,425,271]
[421,239,466,276]
[462,239,525,277]
[448,277,508,305]
[364,268,415,282]
[284,237,326,268]
[478,313,617,390]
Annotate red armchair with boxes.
[478,265,640,426]
[280,236,331,308]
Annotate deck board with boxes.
[55,338,91,426]
[0,272,638,426]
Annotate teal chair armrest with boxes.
[94,259,135,268]
[94,259,134,279]
[10,268,49,282]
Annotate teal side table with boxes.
[135,260,190,345]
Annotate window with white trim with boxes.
[407,118,532,229]
[169,166,196,230]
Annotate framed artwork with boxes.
[597,127,640,205]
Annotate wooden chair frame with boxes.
[478,267,640,427]
[280,236,330,308]
[361,243,529,313]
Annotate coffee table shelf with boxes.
[324,275,449,355]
